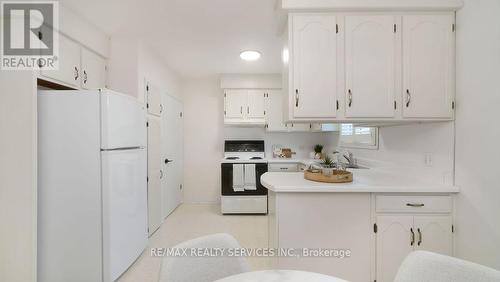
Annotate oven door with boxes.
[221,163,268,196]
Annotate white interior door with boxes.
[376,215,414,282]
[292,14,337,118]
[224,90,247,119]
[414,215,453,255]
[345,15,396,117]
[147,117,162,235]
[402,14,455,118]
[246,90,265,119]
[161,94,183,218]
[101,149,148,282]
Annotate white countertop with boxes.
[261,171,459,193]
[220,158,320,164]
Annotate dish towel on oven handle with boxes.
[244,164,257,191]
[232,164,245,192]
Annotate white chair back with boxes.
[159,233,250,282]
[395,251,500,282]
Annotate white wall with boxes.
[107,38,183,101]
[182,77,337,204]
[137,43,183,102]
[0,71,37,282]
[454,0,500,270]
[345,122,455,185]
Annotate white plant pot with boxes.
[322,167,334,176]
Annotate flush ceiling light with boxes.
[240,50,261,61]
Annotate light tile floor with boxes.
[118,204,270,282]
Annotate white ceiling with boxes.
[60,0,283,78]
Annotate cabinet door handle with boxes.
[83,70,88,84]
[410,228,415,246]
[240,106,243,114]
[417,228,422,246]
[406,89,411,107]
[159,104,163,114]
[348,89,353,107]
[74,67,79,80]
[406,203,425,207]
[159,170,164,179]
[295,89,299,107]
[247,106,250,114]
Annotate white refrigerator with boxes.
[38,89,148,282]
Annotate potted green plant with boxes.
[321,155,335,176]
[313,144,324,159]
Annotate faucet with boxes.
[333,150,356,167]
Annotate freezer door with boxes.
[101,89,147,149]
[101,149,148,282]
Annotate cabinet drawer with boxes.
[268,163,299,172]
[376,195,452,213]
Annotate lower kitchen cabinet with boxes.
[269,192,455,282]
[374,195,454,282]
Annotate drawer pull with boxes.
[417,228,422,246]
[406,203,425,207]
[410,228,415,246]
[280,167,288,170]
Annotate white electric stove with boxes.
[220,140,268,214]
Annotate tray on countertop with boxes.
[304,169,353,183]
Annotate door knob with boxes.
[165,158,173,164]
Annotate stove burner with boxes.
[225,157,240,160]
[250,157,263,160]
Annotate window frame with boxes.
[339,124,379,150]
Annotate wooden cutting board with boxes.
[304,169,353,183]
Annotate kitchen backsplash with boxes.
[223,127,338,159]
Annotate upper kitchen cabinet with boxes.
[289,14,338,120]
[402,14,455,119]
[40,34,81,89]
[224,90,247,119]
[246,90,266,119]
[282,9,457,123]
[265,90,288,132]
[81,48,107,90]
[39,32,107,90]
[146,82,163,117]
[345,15,398,118]
[224,89,265,125]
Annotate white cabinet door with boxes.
[345,15,397,117]
[81,48,106,90]
[266,90,288,132]
[292,14,338,118]
[247,90,266,119]
[224,90,247,119]
[376,215,414,282]
[146,82,162,117]
[402,15,455,118]
[414,215,453,256]
[41,34,81,88]
[147,117,162,236]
